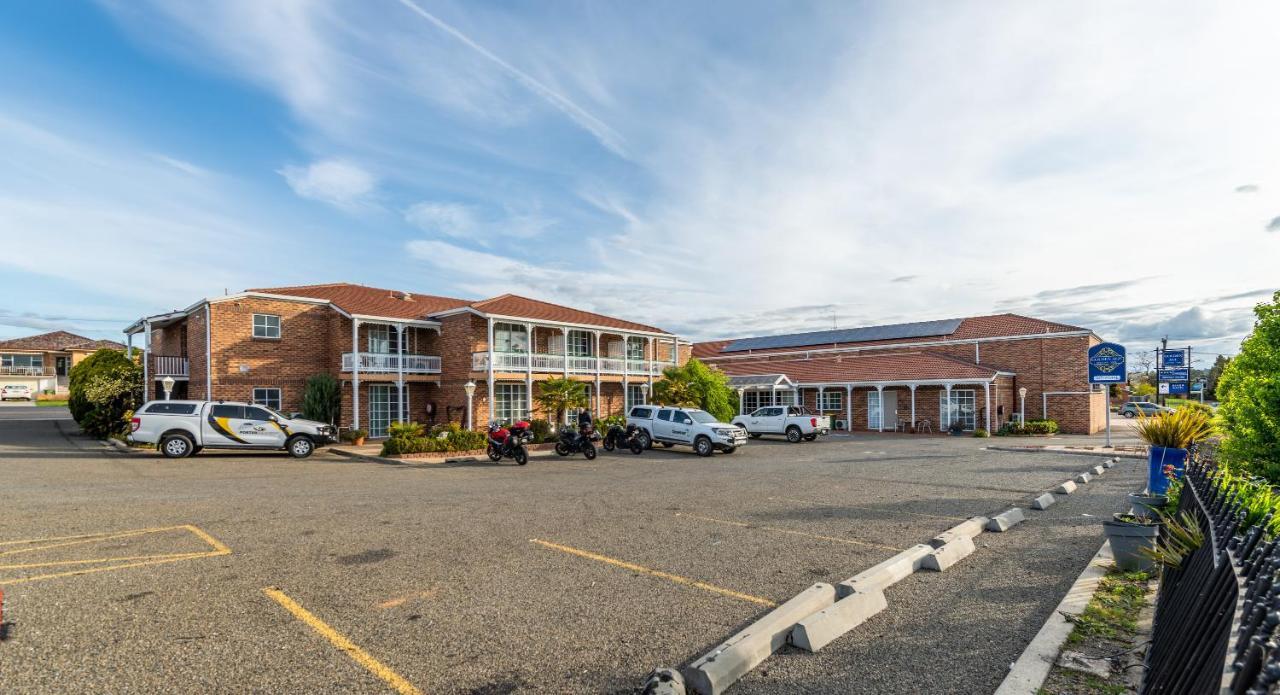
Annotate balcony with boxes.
[471,351,675,376]
[342,352,441,374]
[0,366,52,376]
[151,355,189,377]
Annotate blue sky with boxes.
[0,1,1276,364]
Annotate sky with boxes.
[0,1,1277,365]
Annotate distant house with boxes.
[0,331,126,395]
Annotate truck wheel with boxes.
[636,429,652,450]
[786,426,802,443]
[723,446,736,454]
[161,433,193,459]
[749,433,762,439]
[694,436,713,457]
[287,436,315,458]
[803,433,818,441]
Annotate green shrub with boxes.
[67,348,143,438]
[301,373,341,424]
[972,428,989,438]
[341,428,367,443]
[381,421,486,456]
[995,419,1060,436]
[598,415,624,429]
[1218,291,1280,482]
[528,418,554,443]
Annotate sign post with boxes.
[1088,342,1126,449]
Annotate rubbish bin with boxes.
[1147,445,1188,495]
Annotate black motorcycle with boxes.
[555,425,598,460]
[487,420,532,465]
[602,423,644,455]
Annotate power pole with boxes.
[1159,336,1168,407]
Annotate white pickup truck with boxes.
[129,400,336,458]
[626,405,748,456]
[732,405,831,443]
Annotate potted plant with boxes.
[1127,491,1168,521]
[343,428,368,447]
[1135,408,1214,495]
[948,420,965,436]
[1103,512,1161,572]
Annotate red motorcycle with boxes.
[487,420,532,465]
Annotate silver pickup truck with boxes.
[732,405,831,442]
[626,405,747,456]
[129,400,336,458]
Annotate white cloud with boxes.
[279,159,376,210]
[404,202,476,238]
[404,201,554,241]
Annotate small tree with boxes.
[533,377,587,425]
[651,358,738,422]
[68,348,142,438]
[1218,291,1280,481]
[301,373,341,424]
[1206,354,1232,401]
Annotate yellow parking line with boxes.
[530,538,777,607]
[769,496,967,522]
[263,587,423,695]
[0,525,232,586]
[675,512,904,552]
[0,551,213,571]
[0,525,189,556]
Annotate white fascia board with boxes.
[793,376,1000,389]
[467,311,677,340]
[705,330,1093,362]
[350,314,442,330]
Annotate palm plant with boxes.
[1135,407,1215,449]
[534,378,588,425]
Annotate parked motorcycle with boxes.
[555,424,598,460]
[602,423,645,455]
[487,420,532,465]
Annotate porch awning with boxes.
[726,374,796,389]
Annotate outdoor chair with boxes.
[916,419,933,434]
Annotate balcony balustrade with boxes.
[151,355,189,377]
[342,352,441,374]
[471,351,674,376]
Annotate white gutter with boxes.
[703,330,1095,362]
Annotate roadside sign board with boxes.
[1158,368,1190,382]
[1088,343,1127,383]
[1168,381,1189,395]
[1159,382,1170,395]
[1161,350,1187,368]
[1191,382,1204,392]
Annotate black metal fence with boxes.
[1141,452,1280,694]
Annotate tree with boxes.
[301,373,341,424]
[533,377,588,425]
[67,348,143,438]
[1218,291,1280,481]
[651,358,738,422]
[1206,354,1231,401]
[1131,382,1157,398]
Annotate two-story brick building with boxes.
[124,284,689,438]
[0,331,126,395]
[693,314,1108,434]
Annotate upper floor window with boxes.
[493,323,528,353]
[626,337,646,360]
[253,314,281,339]
[367,325,402,354]
[566,330,591,357]
[667,341,678,362]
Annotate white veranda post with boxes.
[876,385,884,432]
[395,323,406,424]
[486,318,495,426]
[944,384,953,430]
[524,323,534,420]
[845,385,853,431]
[352,319,361,430]
[984,382,992,432]
[909,384,917,431]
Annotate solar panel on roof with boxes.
[721,318,963,353]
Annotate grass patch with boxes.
[1065,570,1149,645]
[35,399,68,407]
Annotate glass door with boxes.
[867,391,881,430]
[368,384,400,438]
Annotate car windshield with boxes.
[686,410,719,424]
[260,405,289,419]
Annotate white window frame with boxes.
[566,330,591,357]
[868,391,881,430]
[818,390,843,412]
[626,383,645,409]
[1,354,43,368]
[367,325,404,354]
[252,387,282,411]
[493,383,528,424]
[253,314,281,339]
[626,337,646,360]
[368,384,400,438]
[940,389,977,431]
[493,323,529,353]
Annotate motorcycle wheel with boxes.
[629,439,643,455]
[602,437,615,452]
[555,442,570,456]
[582,442,597,460]
[515,448,528,466]
[487,445,502,462]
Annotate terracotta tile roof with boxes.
[714,350,1000,384]
[248,283,472,320]
[466,294,671,334]
[695,313,1087,358]
[0,331,125,352]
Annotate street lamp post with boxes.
[1018,386,1027,424]
[463,380,476,430]
[736,387,745,416]
[640,382,650,404]
[162,375,175,401]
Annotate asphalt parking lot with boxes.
[0,411,1141,694]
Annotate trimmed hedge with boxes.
[380,422,488,456]
[995,418,1060,436]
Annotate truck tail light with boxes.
[811,417,818,427]
[130,417,141,432]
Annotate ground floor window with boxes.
[252,387,282,411]
[940,389,976,431]
[368,384,402,438]
[494,383,527,425]
[743,389,797,412]
[626,383,645,410]
[818,389,843,412]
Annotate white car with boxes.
[626,405,747,456]
[733,405,831,442]
[1,384,33,401]
[129,400,336,458]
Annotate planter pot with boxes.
[1147,446,1189,495]
[1104,515,1160,572]
[1127,492,1168,521]
[353,437,366,447]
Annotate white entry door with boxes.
[882,391,898,430]
[369,384,401,438]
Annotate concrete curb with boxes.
[985,508,1025,532]
[1074,472,1091,484]
[986,446,1145,460]
[328,447,557,466]
[682,582,837,695]
[1055,480,1078,495]
[1031,493,1056,510]
[930,517,989,548]
[921,535,977,571]
[993,541,1114,695]
[1103,458,1117,468]
[836,544,933,597]
[1092,464,1105,475]
[642,668,686,695]
[791,589,888,652]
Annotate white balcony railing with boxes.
[342,352,441,374]
[0,365,51,376]
[152,356,189,377]
[470,352,677,376]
